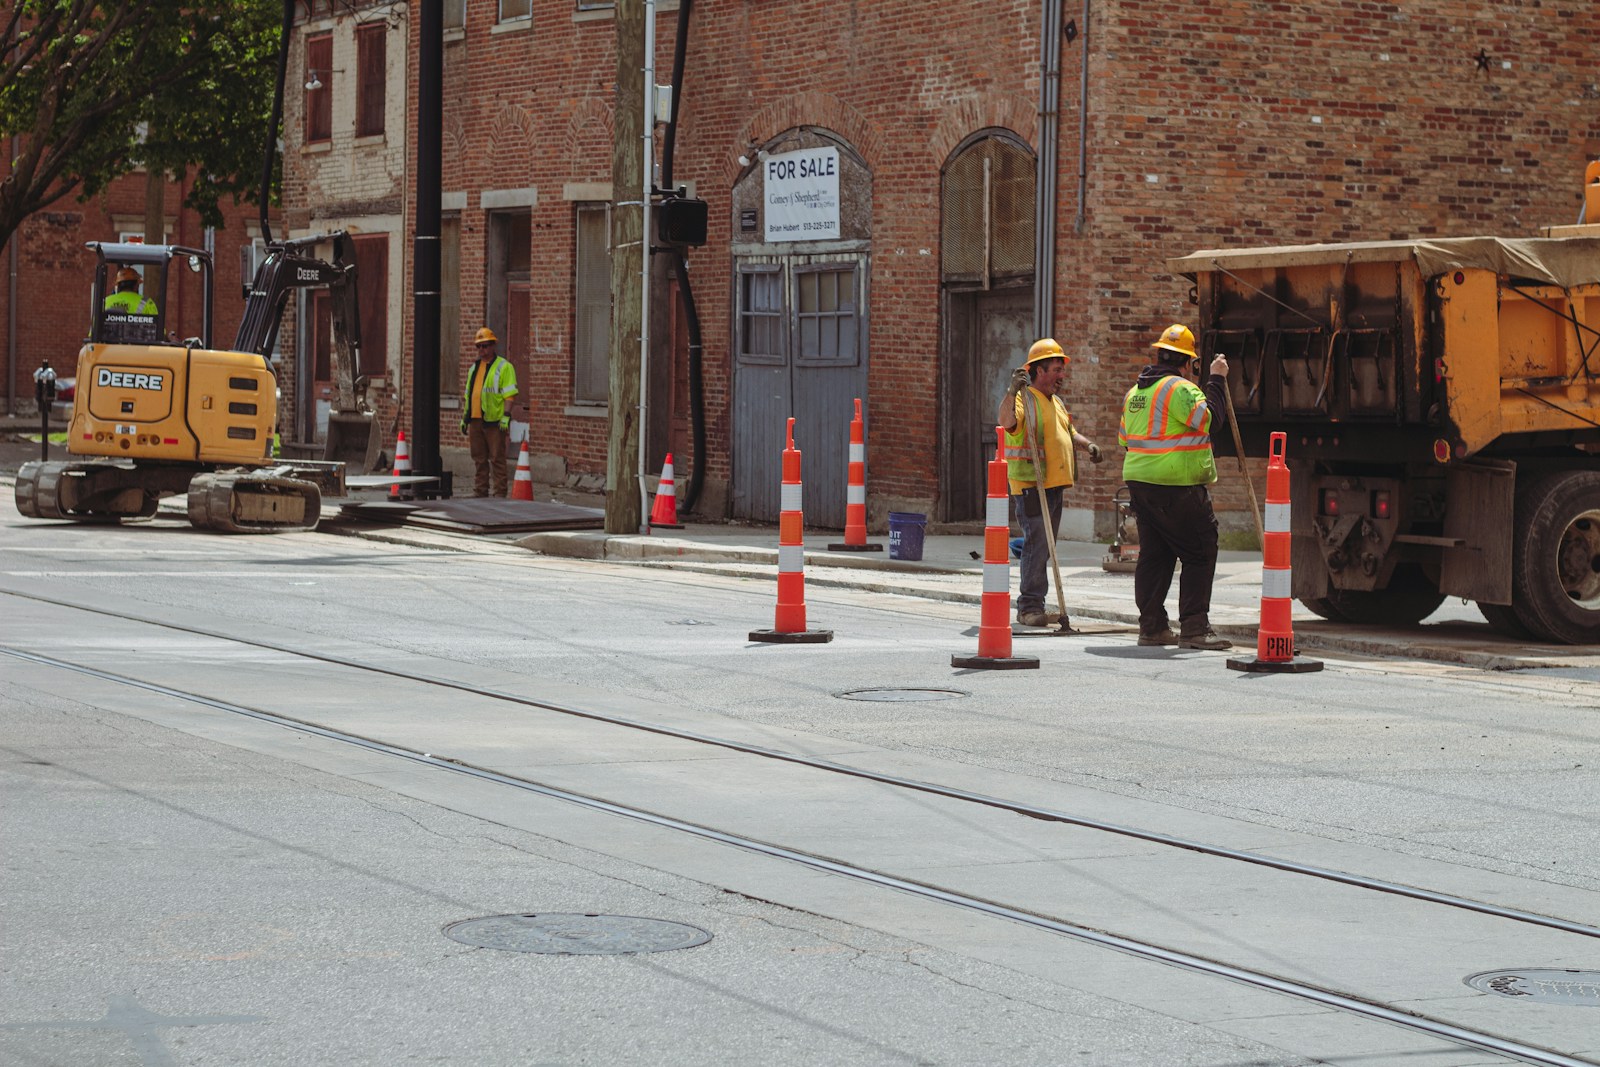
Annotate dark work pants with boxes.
[1126,481,1220,637]
[467,421,509,497]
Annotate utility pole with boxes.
[412,0,443,492]
[606,0,645,534]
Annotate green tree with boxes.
[0,0,281,253]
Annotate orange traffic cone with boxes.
[749,419,832,644]
[388,430,411,501]
[1228,432,1322,674]
[953,428,1038,670]
[511,439,534,501]
[649,452,683,529]
[828,398,882,552]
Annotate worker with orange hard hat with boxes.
[997,337,1102,628]
[461,326,519,497]
[103,266,158,315]
[1118,324,1233,650]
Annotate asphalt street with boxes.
[3,487,1599,1066]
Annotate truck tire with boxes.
[1476,601,1536,640]
[1509,470,1600,645]
[1303,564,1444,626]
[1297,596,1350,623]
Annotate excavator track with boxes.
[15,460,159,522]
[187,472,322,533]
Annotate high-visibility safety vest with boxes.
[1119,374,1217,486]
[1004,387,1076,494]
[466,355,518,429]
[103,291,158,315]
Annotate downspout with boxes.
[7,139,16,415]
[1074,0,1090,235]
[638,0,657,533]
[658,0,704,512]
[1033,0,1062,339]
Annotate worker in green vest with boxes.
[103,267,158,315]
[1118,323,1232,650]
[460,327,519,497]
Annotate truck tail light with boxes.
[1372,490,1391,520]
[1320,489,1340,517]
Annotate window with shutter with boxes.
[305,34,332,143]
[573,204,611,405]
[356,24,385,138]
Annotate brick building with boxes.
[0,170,269,418]
[285,0,1598,531]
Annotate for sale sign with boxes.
[763,147,840,242]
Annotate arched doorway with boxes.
[729,128,871,527]
[939,131,1035,521]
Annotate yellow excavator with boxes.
[13,0,378,533]
[14,233,372,532]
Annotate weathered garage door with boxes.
[732,253,869,526]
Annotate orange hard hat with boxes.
[474,327,497,345]
[115,267,141,286]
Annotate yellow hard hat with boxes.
[115,267,141,286]
[1151,323,1198,360]
[1025,337,1069,365]
[474,327,497,345]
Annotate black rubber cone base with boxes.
[1227,654,1324,673]
[951,653,1039,670]
[749,628,833,644]
[825,542,884,552]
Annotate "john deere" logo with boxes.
[97,368,165,391]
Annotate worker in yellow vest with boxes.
[460,327,519,497]
[997,337,1102,628]
[103,267,158,315]
[1118,324,1232,650]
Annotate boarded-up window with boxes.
[352,234,387,378]
[940,135,1035,287]
[794,267,857,365]
[313,235,388,382]
[305,34,333,143]
[499,0,532,21]
[440,216,461,393]
[737,269,784,365]
[356,24,385,138]
[573,203,610,404]
[444,0,466,29]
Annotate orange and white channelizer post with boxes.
[750,418,832,644]
[952,428,1038,670]
[828,398,882,552]
[1228,431,1322,674]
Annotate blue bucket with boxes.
[887,511,927,561]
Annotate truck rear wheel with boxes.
[1510,470,1600,645]
[1297,564,1444,626]
[1476,601,1536,640]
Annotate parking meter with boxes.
[34,361,56,462]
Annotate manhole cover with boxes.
[1465,969,1600,1006]
[443,914,712,955]
[837,688,967,702]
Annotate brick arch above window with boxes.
[928,94,1038,168]
[725,92,879,186]
[556,97,613,167]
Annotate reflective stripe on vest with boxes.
[468,357,517,428]
[1120,375,1217,485]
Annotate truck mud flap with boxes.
[187,472,321,533]
[1439,459,1514,603]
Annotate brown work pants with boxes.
[467,420,509,497]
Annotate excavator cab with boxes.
[89,242,210,349]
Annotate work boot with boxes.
[1016,610,1059,628]
[1137,628,1179,646]
[1178,629,1233,651]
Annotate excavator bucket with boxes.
[323,410,381,473]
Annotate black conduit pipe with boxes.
[258,0,296,245]
[658,0,705,512]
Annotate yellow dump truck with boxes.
[1169,163,1600,643]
